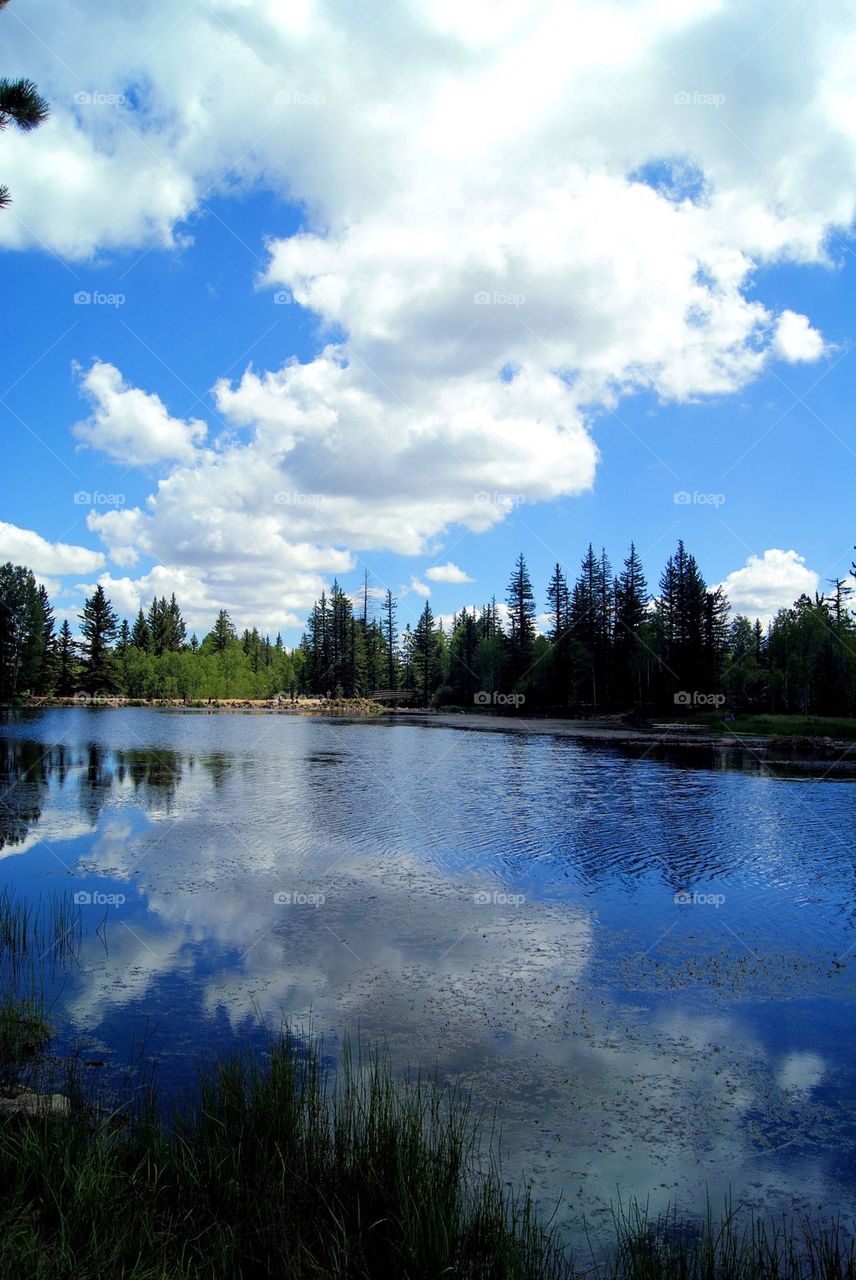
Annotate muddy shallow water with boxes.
[1,707,854,1247]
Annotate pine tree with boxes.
[546,562,571,705]
[449,608,480,704]
[0,17,49,211]
[116,618,131,657]
[383,589,398,690]
[569,545,610,708]
[614,542,649,708]
[79,585,119,693]
[505,553,536,684]
[56,619,78,696]
[0,562,43,698]
[211,609,237,653]
[412,600,439,705]
[131,608,151,652]
[35,583,58,695]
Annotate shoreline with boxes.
[7,698,856,762]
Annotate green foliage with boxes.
[78,585,119,693]
[4,537,856,717]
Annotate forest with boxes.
[1,539,855,716]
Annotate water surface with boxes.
[1,707,854,1245]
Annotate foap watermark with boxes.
[674,691,725,709]
[73,290,125,307]
[474,691,525,708]
[674,889,725,908]
[274,491,327,506]
[474,491,526,510]
[73,890,126,906]
[73,490,126,506]
[474,889,526,906]
[274,89,326,107]
[674,490,726,508]
[674,91,726,108]
[273,290,294,304]
[273,889,326,907]
[474,290,525,307]
[74,691,125,707]
[74,90,126,107]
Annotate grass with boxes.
[591,1201,856,1280]
[0,889,80,1096]
[0,1025,853,1280]
[654,713,856,741]
[0,1029,568,1279]
[0,887,81,974]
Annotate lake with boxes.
[2,706,855,1249]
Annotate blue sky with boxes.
[1,0,854,640]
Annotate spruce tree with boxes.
[614,542,649,708]
[546,562,571,704]
[505,554,536,684]
[412,600,438,705]
[383,589,398,690]
[56,619,78,696]
[79,585,119,693]
[131,608,151,652]
[35,583,58,695]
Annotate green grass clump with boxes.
[595,1201,856,1280]
[656,714,856,741]
[0,1032,568,1279]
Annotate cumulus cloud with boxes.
[73,361,207,466]
[719,549,820,625]
[425,562,475,584]
[0,521,104,576]
[4,0,854,625]
[408,577,432,599]
[773,311,826,364]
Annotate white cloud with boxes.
[4,0,855,626]
[73,361,207,466]
[719,549,820,625]
[408,576,431,599]
[0,521,104,576]
[80,561,335,635]
[425,562,474,584]
[773,310,826,363]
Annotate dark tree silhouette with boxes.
[0,0,50,209]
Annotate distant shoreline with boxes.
[7,698,856,763]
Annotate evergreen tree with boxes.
[614,543,649,708]
[56,619,78,696]
[383,589,398,690]
[505,554,536,684]
[449,608,481,704]
[412,600,439,705]
[0,562,44,698]
[211,609,237,653]
[0,10,50,211]
[79,585,119,693]
[546,562,571,705]
[131,607,151,652]
[35,583,58,695]
[569,545,608,708]
[116,618,131,657]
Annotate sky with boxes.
[1,0,855,642]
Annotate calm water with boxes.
[2,707,855,1244]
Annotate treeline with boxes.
[1,537,856,715]
[295,542,856,716]
[0,567,298,702]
